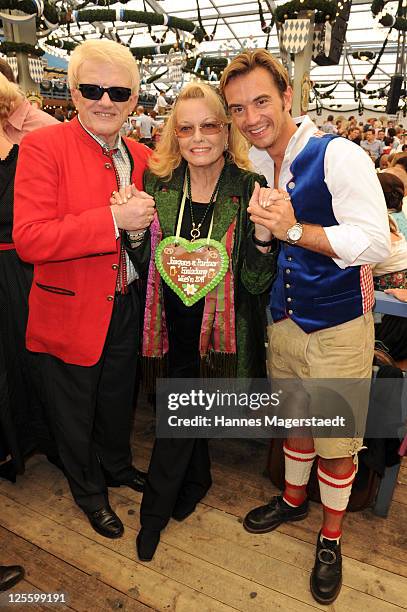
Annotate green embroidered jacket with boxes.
[142,160,278,378]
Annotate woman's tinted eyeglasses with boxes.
[78,84,132,102]
[175,122,225,139]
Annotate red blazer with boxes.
[13,118,151,366]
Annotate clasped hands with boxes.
[248,181,297,242]
[110,184,155,232]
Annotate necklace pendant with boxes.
[190,225,201,241]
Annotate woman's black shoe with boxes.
[310,532,342,604]
[172,502,197,522]
[0,565,24,591]
[136,528,160,562]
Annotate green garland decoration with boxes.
[45,38,196,59]
[131,42,196,60]
[313,81,339,89]
[0,40,45,56]
[46,40,76,52]
[371,0,407,32]
[0,3,205,39]
[185,57,227,71]
[74,9,205,42]
[346,80,389,97]
[274,0,337,24]
[144,70,167,84]
[346,75,396,106]
[184,56,227,79]
[0,0,58,24]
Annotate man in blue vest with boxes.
[220,50,390,604]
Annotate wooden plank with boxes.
[200,469,407,575]
[103,489,407,611]
[162,505,407,610]
[393,460,407,505]
[0,526,151,612]
[4,459,407,612]
[0,493,234,612]
[0,484,321,612]
[23,449,407,583]
[392,485,407,505]
[26,445,407,582]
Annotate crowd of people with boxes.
[320,113,406,166]
[0,40,406,604]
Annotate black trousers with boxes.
[35,285,141,512]
[140,438,211,530]
[140,287,212,531]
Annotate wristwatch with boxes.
[286,222,303,245]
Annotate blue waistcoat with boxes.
[270,134,371,333]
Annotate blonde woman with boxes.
[122,82,278,561]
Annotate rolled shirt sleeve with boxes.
[323,138,391,269]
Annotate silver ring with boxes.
[283,195,291,201]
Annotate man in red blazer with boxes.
[13,39,155,539]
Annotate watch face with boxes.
[288,225,302,242]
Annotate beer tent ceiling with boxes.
[5,0,406,112]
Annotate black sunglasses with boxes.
[78,84,132,102]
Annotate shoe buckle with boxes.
[317,548,337,565]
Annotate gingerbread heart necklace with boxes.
[155,166,229,307]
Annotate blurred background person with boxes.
[374,173,407,365]
[378,153,390,170]
[0,58,56,143]
[0,74,58,482]
[134,105,160,148]
[153,88,168,115]
[347,126,361,146]
[361,127,384,162]
[53,108,66,122]
[320,114,336,134]
[387,153,407,195]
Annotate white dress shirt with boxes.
[78,116,138,285]
[249,116,391,269]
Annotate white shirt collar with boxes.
[77,115,123,154]
[249,116,320,186]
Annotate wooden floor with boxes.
[0,399,406,612]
